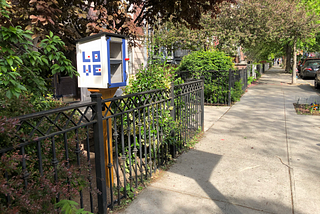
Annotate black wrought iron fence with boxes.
[229,69,248,91]
[0,80,204,214]
[177,69,247,106]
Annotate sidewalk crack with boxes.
[276,156,292,169]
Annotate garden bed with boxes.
[293,103,320,115]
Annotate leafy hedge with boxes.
[178,49,234,72]
[124,61,182,94]
[178,50,244,104]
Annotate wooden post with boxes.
[88,88,118,187]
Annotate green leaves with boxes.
[0,25,44,99]
[125,58,178,94]
[213,0,320,62]
[0,27,78,100]
[6,58,13,66]
[178,49,234,72]
[39,31,78,78]
[55,196,93,213]
[0,0,10,18]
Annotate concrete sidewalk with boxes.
[117,66,320,214]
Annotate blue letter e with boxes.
[93,65,101,76]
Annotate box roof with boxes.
[76,32,126,43]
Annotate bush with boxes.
[124,61,182,94]
[0,95,91,213]
[0,92,66,118]
[178,50,235,104]
[231,80,244,102]
[120,61,184,172]
[247,76,255,85]
[255,69,261,79]
[178,49,234,72]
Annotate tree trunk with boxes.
[285,43,292,73]
[292,38,297,84]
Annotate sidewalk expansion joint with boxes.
[150,185,276,214]
[205,106,231,132]
[282,87,295,214]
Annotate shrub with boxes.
[178,49,235,104]
[119,60,184,173]
[0,95,92,213]
[231,80,244,102]
[247,76,255,85]
[124,61,182,94]
[255,69,261,79]
[178,49,234,72]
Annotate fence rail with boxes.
[0,80,204,213]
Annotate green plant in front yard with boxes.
[254,69,261,79]
[0,2,78,100]
[120,183,136,200]
[0,94,93,214]
[247,76,255,85]
[119,57,184,174]
[178,49,235,104]
[0,26,78,99]
[54,200,93,214]
[178,49,234,72]
[124,61,182,94]
[231,80,244,102]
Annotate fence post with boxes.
[170,82,176,158]
[200,76,204,132]
[245,68,248,89]
[228,69,232,106]
[90,93,108,214]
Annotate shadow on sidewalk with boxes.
[169,150,243,213]
[168,150,296,213]
[122,149,296,213]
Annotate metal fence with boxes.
[247,63,270,79]
[177,69,248,106]
[0,80,204,213]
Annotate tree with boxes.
[1,0,140,49]
[0,1,77,99]
[211,0,320,83]
[150,18,219,53]
[1,0,234,51]
[132,0,235,29]
[295,0,320,55]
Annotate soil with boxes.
[293,103,320,115]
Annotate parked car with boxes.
[314,66,320,89]
[300,60,320,79]
[298,58,320,73]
